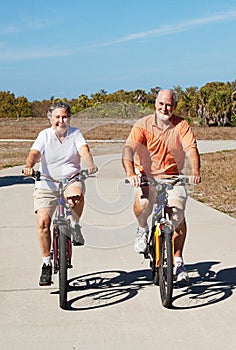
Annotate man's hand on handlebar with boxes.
[189,175,201,184]
[127,174,141,188]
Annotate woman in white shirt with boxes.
[23,101,97,286]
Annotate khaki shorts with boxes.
[33,180,85,213]
[136,178,187,228]
[166,184,187,210]
[33,188,58,214]
[137,181,187,210]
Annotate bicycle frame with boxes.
[53,181,73,275]
[150,182,175,267]
[142,176,188,308]
[32,169,88,309]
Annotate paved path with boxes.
[197,139,236,153]
[0,142,236,350]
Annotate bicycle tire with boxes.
[58,225,68,310]
[153,266,159,286]
[159,228,173,308]
[53,224,59,273]
[67,236,73,269]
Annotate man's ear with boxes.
[155,98,158,109]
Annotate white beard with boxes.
[156,111,170,121]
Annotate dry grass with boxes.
[0,117,235,218]
[192,126,236,140]
[193,150,236,218]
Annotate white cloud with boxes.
[1,16,61,34]
[1,8,236,63]
[0,47,72,63]
[88,8,236,47]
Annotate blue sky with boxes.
[0,0,236,101]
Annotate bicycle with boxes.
[127,175,189,308]
[25,169,89,310]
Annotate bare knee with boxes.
[67,194,84,209]
[134,195,148,210]
[134,197,155,229]
[170,207,185,230]
[37,216,51,234]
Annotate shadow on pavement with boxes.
[0,175,34,187]
[51,269,153,311]
[172,261,236,309]
[50,262,236,311]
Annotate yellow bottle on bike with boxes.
[154,224,160,267]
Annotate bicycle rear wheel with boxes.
[159,228,173,308]
[58,225,68,310]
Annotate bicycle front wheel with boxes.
[58,225,68,310]
[159,228,173,308]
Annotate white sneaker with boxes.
[134,229,148,253]
[174,263,189,282]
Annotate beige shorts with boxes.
[166,184,187,210]
[33,180,85,213]
[136,181,187,209]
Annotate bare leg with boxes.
[65,182,85,223]
[133,186,157,227]
[171,212,189,281]
[173,218,187,257]
[65,182,85,245]
[36,208,52,258]
[67,194,84,222]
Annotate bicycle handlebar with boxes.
[125,175,190,187]
[22,169,89,182]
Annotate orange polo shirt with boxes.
[126,113,197,177]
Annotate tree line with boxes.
[1,79,236,126]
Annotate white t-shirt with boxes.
[31,127,87,190]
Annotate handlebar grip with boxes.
[80,169,89,177]
[22,169,40,180]
[125,178,149,186]
[34,171,41,181]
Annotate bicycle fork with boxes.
[53,220,72,274]
[152,220,175,267]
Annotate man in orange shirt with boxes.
[122,89,201,282]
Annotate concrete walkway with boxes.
[0,141,236,350]
[197,139,236,153]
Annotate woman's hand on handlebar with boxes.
[87,165,98,175]
[22,167,34,176]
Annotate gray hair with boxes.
[47,101,72,120]
[156,89,176,103]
